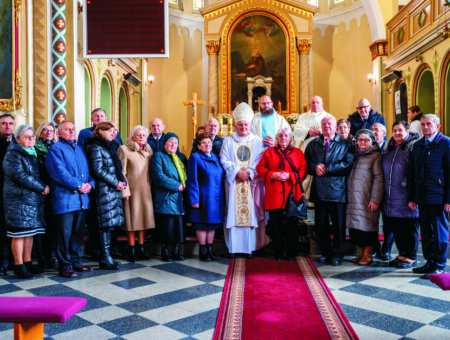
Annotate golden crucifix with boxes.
[183,92,206,134]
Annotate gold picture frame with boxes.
[0,0,22,112]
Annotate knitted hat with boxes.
[233,102,254,123]
[163,132,179,145]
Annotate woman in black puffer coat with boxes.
[86,122,127,270]
[3,125,50,279]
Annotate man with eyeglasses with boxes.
[348,98,385,136]
[0,113,16,275]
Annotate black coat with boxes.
[86,138,125,229]
[408,133,450,205]
[0,136,15,226]
[305,135,354,203]
[348,110,385,136]
[2,144,46,230]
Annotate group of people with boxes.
[0,93,448,280]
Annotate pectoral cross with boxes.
[183,92,206,134]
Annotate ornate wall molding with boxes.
[50,0,67,120]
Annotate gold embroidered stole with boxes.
[233,137,253,227]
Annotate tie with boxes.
[324,139,330,160]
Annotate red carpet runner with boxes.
[213,257,359,340]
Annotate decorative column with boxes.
[51,0,67,121]
[206,40,220,116]
[33,0,49,126]
[297,39,312,112]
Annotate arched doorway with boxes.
[119,86,129,140]
[100,76,112,119]
[415,68,435,114]
[84,66,92,127]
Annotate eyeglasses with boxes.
[357,105,370,110]
[22,135,36,140]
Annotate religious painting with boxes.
[230,15,286,111]
[0,0,20,111]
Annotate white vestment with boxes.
[220,132,263,254]
[251,111,291,139]
[293,111,334,150]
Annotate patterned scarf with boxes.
[170,152,186,186]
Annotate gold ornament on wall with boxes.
[206,40,220,55]
[296,39,312,55]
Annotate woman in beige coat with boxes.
[118,126,155,262]
[347,129,384,266]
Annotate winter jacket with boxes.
[151,151,185,215]
[382,135,419,218]
[305,135,354,203]
[348,110,385,136]
[256,146,307,210]
[86,138,125,229]
[45,139,94,214]
[346,147,384,232]
[408,133,450,205]
[187,151,225,224]
[3,144,46,230]
[0,135,15,226]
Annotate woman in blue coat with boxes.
[151,132,187,261]
[187,132,225,261]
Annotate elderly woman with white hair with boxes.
[3,125,49,278]
[118,125,155,262]
[256,127,307,259]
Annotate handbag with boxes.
[285,177,308,219]
[278,150,307,220]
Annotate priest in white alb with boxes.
[220,103,264,256]
[293,96,334,150]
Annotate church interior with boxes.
[0,0,449,339]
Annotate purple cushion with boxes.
[0,296,87,323]
[429,273,450,290]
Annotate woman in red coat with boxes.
[257,127,307,259]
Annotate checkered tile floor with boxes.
[0,253,449,339]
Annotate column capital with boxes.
[206,40,220,55]
[296,38,312,55]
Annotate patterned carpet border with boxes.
[296,257,359,340]
[214,257,359,340]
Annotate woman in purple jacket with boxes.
[382,121,419,268]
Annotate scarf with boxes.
[170,152,186,186]
[275,145,295,172]
[22,146,37,158]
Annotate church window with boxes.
[193,0,204,11]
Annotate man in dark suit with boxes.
[191,117,223,157]
[0,113,15,275]
[147,118,166,153]
[409,114,450,275]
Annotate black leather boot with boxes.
[127,246,136,263]
[14,264,33,279]
[24,261,44,275]
[99,231,119,270]
[161,245,172,262]
[199,245,209,262]
[136,244,150,260]
[173,243,185,261]
[206,244,216,261]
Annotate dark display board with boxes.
[84,0,168,58]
